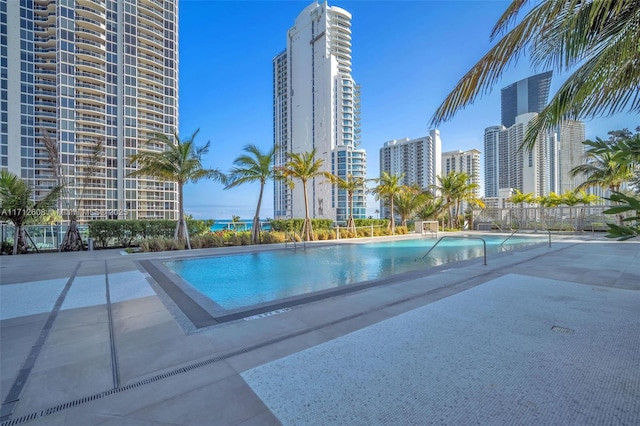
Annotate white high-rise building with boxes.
[498,113,549,197]
[273,1,367,222]
[486,117,585,200]
[484,125,505,198]
[554,120,587,194]
[379,130,442,217]
[484,72,561,201]
[2,0,179,221]
[441,149,482,197]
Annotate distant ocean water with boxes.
[210,220,271,232]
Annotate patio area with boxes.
[1,233,639,425]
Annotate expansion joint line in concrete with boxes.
[104,260,120,389]
[0,262,82,423]
[0,242,578,426]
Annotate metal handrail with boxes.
[500,229,519,246]
[285,231,305,251]
[501,228,551,248]
[419,236,487,266]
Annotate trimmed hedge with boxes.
[88,219,215,248]
[268,218,334,232]
[269,218,389,232]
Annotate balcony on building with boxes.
[76,5,107,24]
[76,49,106,65]
[76,37,106,55]
[138,9,164,28]
[77,26,107,44]
[78,0,107,13]
[77,15,106,32]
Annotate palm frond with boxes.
[433,0,640,150]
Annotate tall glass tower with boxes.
[273,1,367,223]
[500,71,552,128]
[2,0,179,222]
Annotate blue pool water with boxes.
[164,235,545,310]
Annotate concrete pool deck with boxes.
[0,233,639,425]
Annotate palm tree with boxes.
[225,144,278,244]
[42,131,103,251]
[393,185,426,228]
[231,215,241,231]
[431,0,640,151]
[582,128,640,238]
[507,189,535,228]
[433,172,457,228]
[371,172,404,234]
[507,189,535,206]
[41,209,63,248]
[571,146,634,226]
[575,190,600,206]
[279,149,332,241]
[0,171,61,255]
[570,144,634,195]
[328,173,367,233]
[584,127,640,166]
[416,193,446,222]
[128,129,225,249]
[432,171,478,229]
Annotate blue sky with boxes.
[178,0,637,220]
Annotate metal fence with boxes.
[0,223,90,251]
[471,206,614,233]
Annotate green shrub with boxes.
[393,226,408,235]
[89,221,113,248]
[316,229,329,240]
[187,219,215,236]
[261,231,286,244]
[355,218,388,228]
[139,240,150,252]
[269,218,334,232]
[1,241,13,255]
[120,220,142,247]
[148,237,170,252]
[227,231,251,246]
[88,219,215,248]
[140,220,175,239]
[206,233,225,247]
[190,236,204,249]
[170,239,186,251]
[339,229,356,239]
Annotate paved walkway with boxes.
[0,234,638,425]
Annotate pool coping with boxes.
[137,234,551,331]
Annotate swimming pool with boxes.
[163,235,545,311]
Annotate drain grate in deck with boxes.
[551,325,575,335]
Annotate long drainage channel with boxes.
[0,243,571,426]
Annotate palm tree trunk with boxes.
[12,224,19,255]
[611,185,624,225]
[348,192,355,233]
[177,183,184,240]
[183,217,191,249]
[302,181,312,241]
[389,198,395,235]
[177,181,191,249]
[252,182,264,245]
[60,214,83,252]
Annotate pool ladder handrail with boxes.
[285,231,306,250]
[501,228,551,248]
[419,236,487,266]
